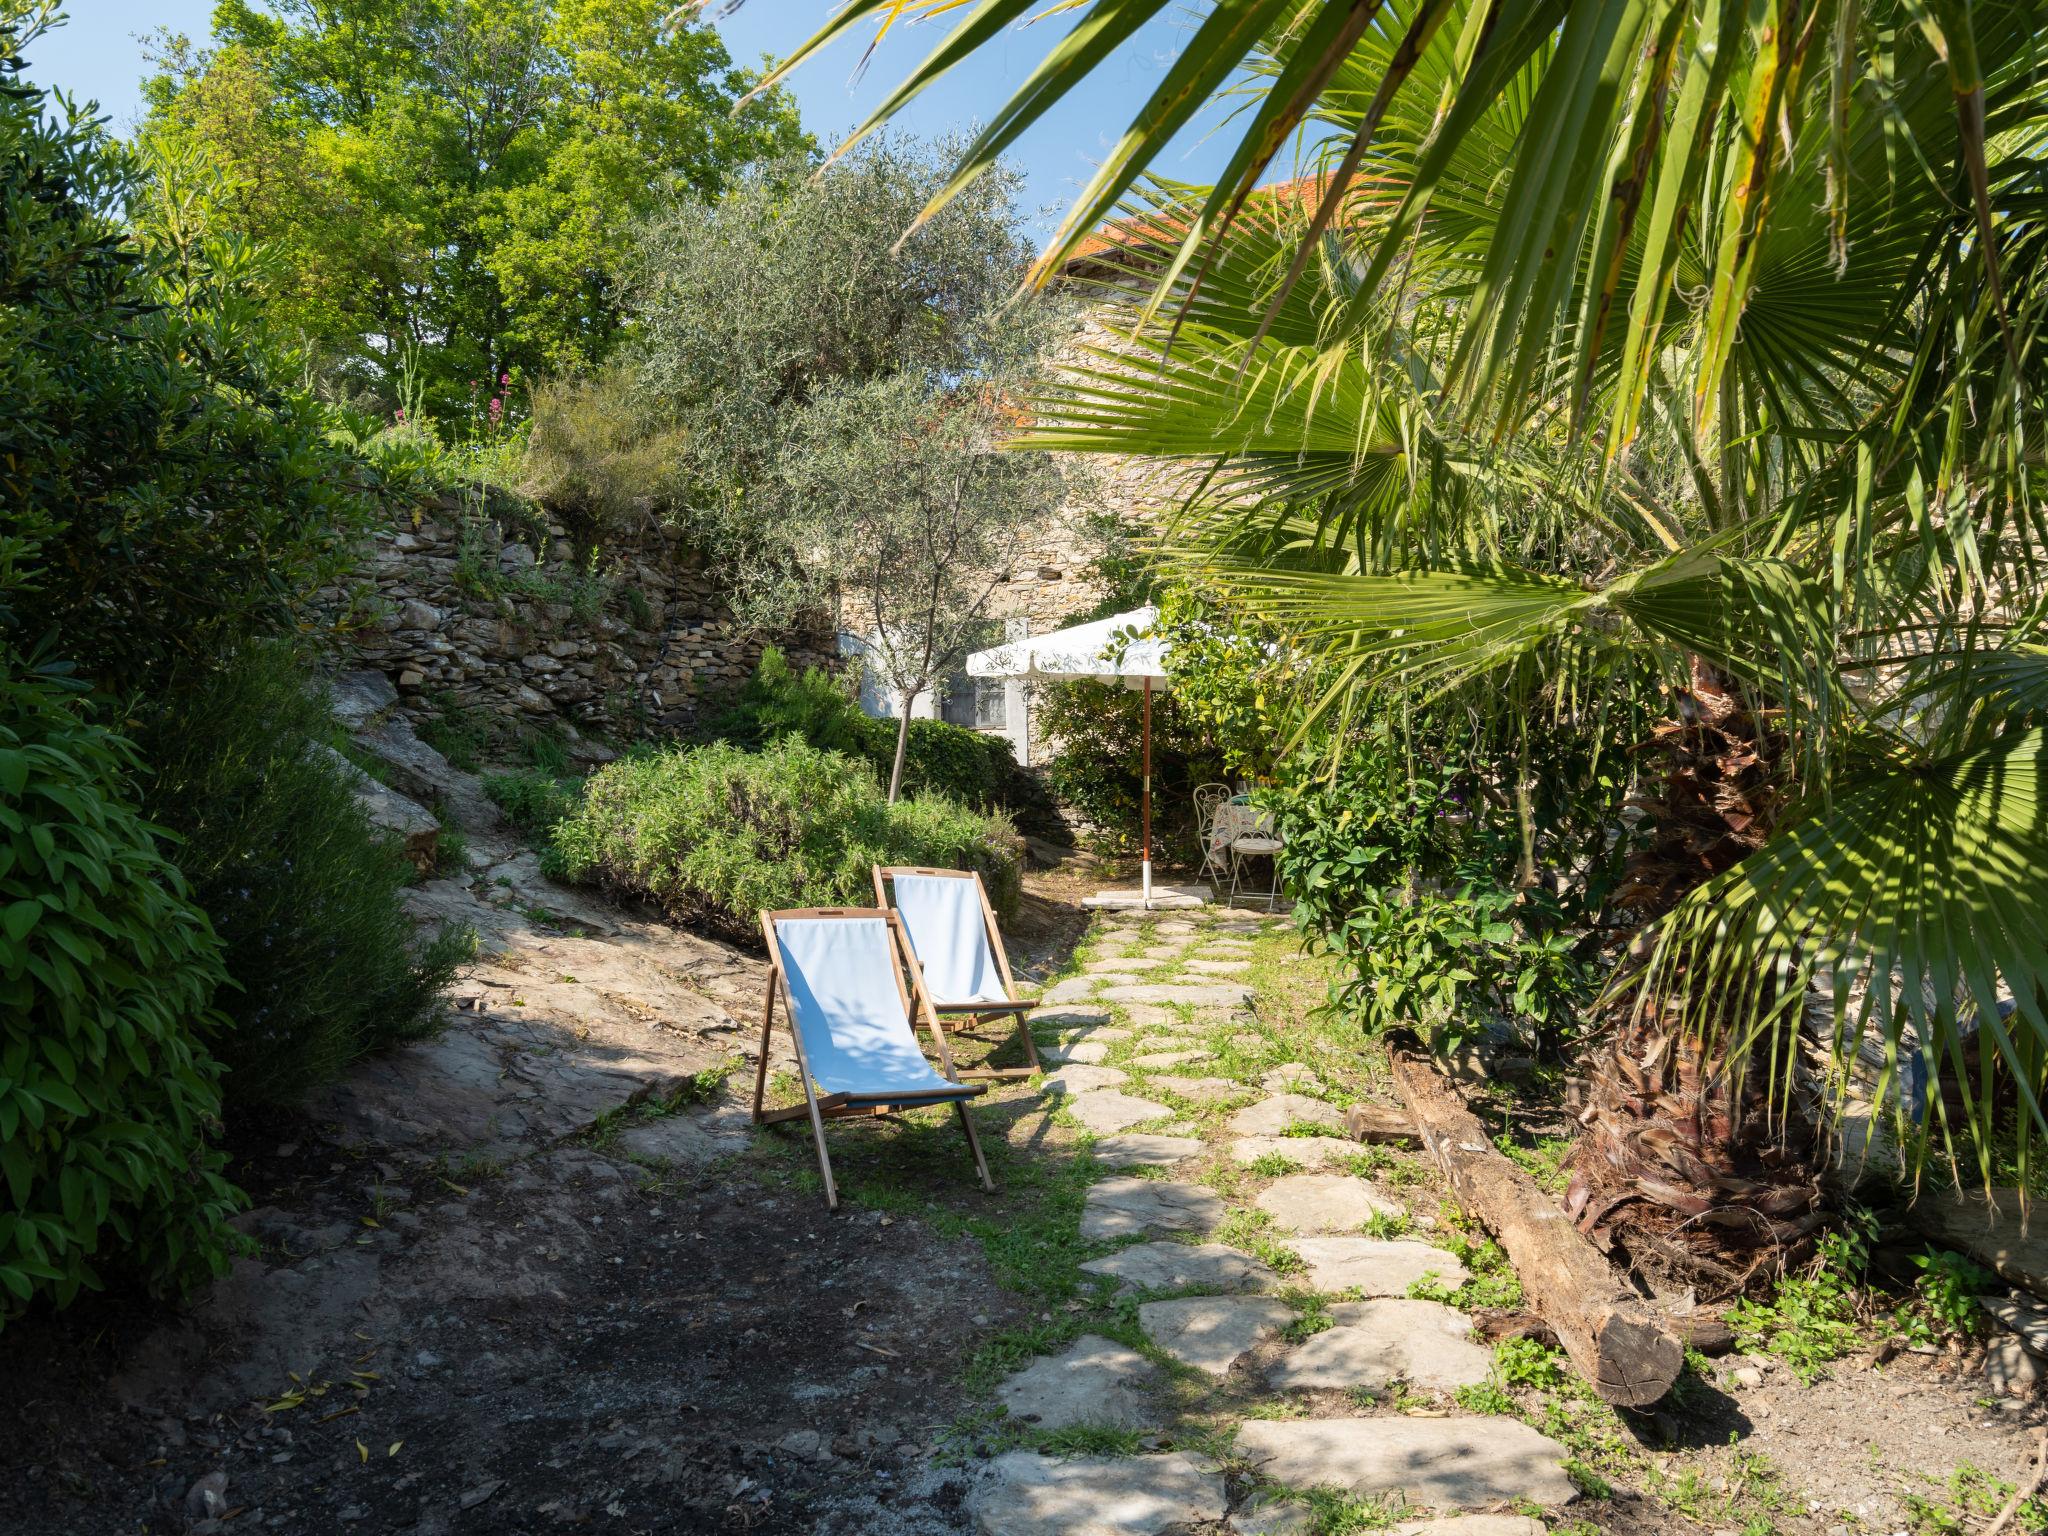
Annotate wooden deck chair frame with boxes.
[871,866,1041,1082]
[752,906,994,1211]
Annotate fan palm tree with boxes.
[737,0,2048,1258]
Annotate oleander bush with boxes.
[0,673,243,1323]
[549,737,1022,940]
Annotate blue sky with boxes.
[28,1,1256,246]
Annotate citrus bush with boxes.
[0,676,242,1323]
[549,737,1022,939]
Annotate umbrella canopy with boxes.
[967,606,1172,907]
[966,605,1166,688]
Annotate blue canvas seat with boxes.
[873,867,1041,1080]
[753,907,993,1209]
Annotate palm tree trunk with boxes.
[1565,659,1824,1292]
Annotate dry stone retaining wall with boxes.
[326,496,834,739]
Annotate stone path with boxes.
[971,908,1574,1534]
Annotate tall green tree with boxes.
[139,0,809,413]
[767,0,2048,1271]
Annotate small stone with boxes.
[1228,1094,1345,1136]
[458,1480,504,1510]
[1288,1238,1468,1295]
[1081,1241,1279,1296]
[1266,1299,1491,1392]
[1255,1175,1401,1234]
[1139,1295,1294,1376]
[1233,1418,1575,1508]
[1985,1336,2046,1396]
[186,1471,229,1520]
[776,1429,826,1461]
[1729,1365,1765,1389]
[1066,1090,1174,1135]
[1392,1518,1548,1536]
[1228,1136,1357,1170]
[969,1450,1227,1536]
[1080,1178,1225,1241]
[1039,1065,1129,1095]
[996,1335,1162,1431]
[1091,1134,1206,1170]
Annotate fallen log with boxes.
[1388,1043,1685,1407]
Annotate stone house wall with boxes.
[327,495,835,745]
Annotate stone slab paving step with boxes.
[1118,1004,1186,1029]
[1288,1237,1471,1295]
[1227,1135,1360,1170]
[1127,1049,1213,1070]
[1146,1074,1248,1106]
[1259,1064,1317,1093]
[1232,1418,1576,1509]
[995,1334,1162,1431]
[1037,1065,1128,1095]
[970,1450,1226,1536]
[1034,1010,1112,1030]
[1038,977,1103,1006]
[1227,1093,1346,1136]
[1090,1133,1206,1170]
[1080,1240,1278,1295]
[1138,1295,1295,1377]
[1137,944,1191,961]
[1079,1177,1225,1241]
[1183,958,1252,975]
[1393,1518,1548,1536]
[1066,1090,1175,1136]
[1084,957,1167,973]
[1265,1298,1491,1392]
[1098,982,1254,1009]
[1042,1040,1112,1066]
[1254,1173,1401,1233]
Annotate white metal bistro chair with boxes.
[1212,800,1283,910]
[1193,783,1233,882]
[752,906,994,1210]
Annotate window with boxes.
[940,670,1006,730]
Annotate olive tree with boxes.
[779,373,1064,800]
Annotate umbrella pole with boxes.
[1141,675,1153,909]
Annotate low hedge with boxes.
[707,647,1019,809]
[549,737,1022,940]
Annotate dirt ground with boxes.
[3,822,2045,1536]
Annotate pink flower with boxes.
[500,372,511,385]
[395,407,406,422]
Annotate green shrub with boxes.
[485,767,585,841]
[550,737,1022,940]
[137,650,469,1109]
[0,672,243,1321]
[1035,676,1221,854]
[708,647,1019,809]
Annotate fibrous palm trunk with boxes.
[1565,661,1825,1294]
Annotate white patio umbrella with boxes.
[967,606,1171,906]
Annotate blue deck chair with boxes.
[873,866,1040,1081]
[752,906,994,1210]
